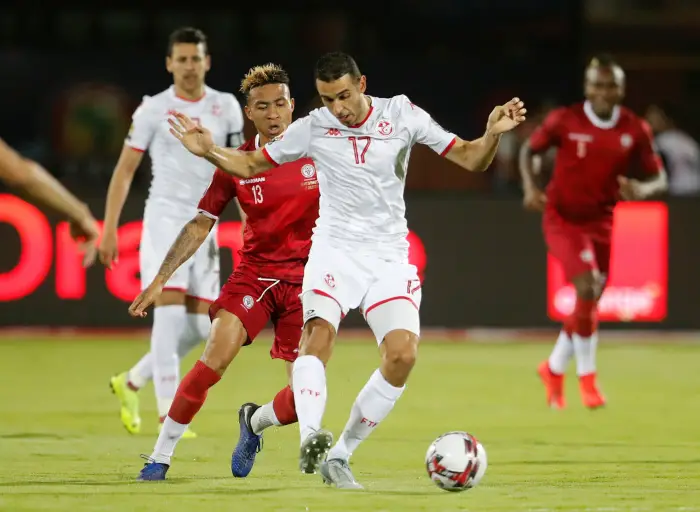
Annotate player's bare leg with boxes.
[293,316,336,474]
[324,327,417,489]
[138,309,246,480]
[569,271,605,409]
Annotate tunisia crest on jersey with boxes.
[376,119,393,136]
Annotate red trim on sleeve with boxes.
[262,147,279,167]
[440,137,457,157]
[126,145,146,153]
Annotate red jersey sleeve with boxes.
[197,169,237,219]
[529,108,566,153]
[635,119,664,176]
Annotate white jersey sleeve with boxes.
[400,95,456,156]
[125,96,159,152]
[223,93,245,148]
[261,116,311,165]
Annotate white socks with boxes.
[150,416,187,465]
[548,330,574,375]
[151,305,188,418]
[251,403,281,435]
[327,369,405,462]
[126,312,209,392]
[292,355,327,444]
[573,332,598,376]
[127,353,152,389]
[183,313,210,353]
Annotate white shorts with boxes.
[301,241,422,343]
[139,216,220,302]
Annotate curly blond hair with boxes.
[240,63,290,97]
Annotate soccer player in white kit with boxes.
[168,52,526,487]
[99,27,244,437]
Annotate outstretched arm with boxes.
[154,213,216,286]
[204,145,273,179]
[168,111,272,178]
[0,138,100,265]
[444,134,503,172]
[0,138,94,225]
[443,98,527,172]
[128,213,215,317]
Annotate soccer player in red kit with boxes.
[520,55,667,410]
[128,64,320,480]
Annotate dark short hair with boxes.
[240,63,290,98]
[588,53,618,69]
[314,52,361,83]
[167,27,208,56]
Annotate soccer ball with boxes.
[425,431,488,492]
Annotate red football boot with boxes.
[537,361,566,409]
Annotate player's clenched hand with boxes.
[487,98,527,135]
[128,282,163,318]
[523,186,547,212]
[98,229,119,269]
[168,111,214,157]
[617,176,645,201]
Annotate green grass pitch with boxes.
[0,336,698,511]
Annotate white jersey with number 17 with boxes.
[262,94,456,261]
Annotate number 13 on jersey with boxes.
[349,136,371,165]
[252,184,263,204]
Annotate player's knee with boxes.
[381,330,419,384]
[200,312,247,375]
[299,318,335,364]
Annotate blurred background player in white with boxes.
[168,51,526,488]
[99,27,244,437]
[645,102,700,197]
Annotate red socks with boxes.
[165,361,296,428]
[168,361,221,424]
[572,298,598,337]
[272,385,298,425]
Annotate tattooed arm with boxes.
[155,213,215,283]
[129,213,215,317]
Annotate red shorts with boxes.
[209,268,302,362]
[543,208,612,282]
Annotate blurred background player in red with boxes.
[128,64,320,481]
[519,55,667,410]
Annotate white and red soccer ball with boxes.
[425,431,488,492]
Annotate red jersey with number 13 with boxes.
[530,101,663,223]
[197,136,319,283]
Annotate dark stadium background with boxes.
[2,0,699,329]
